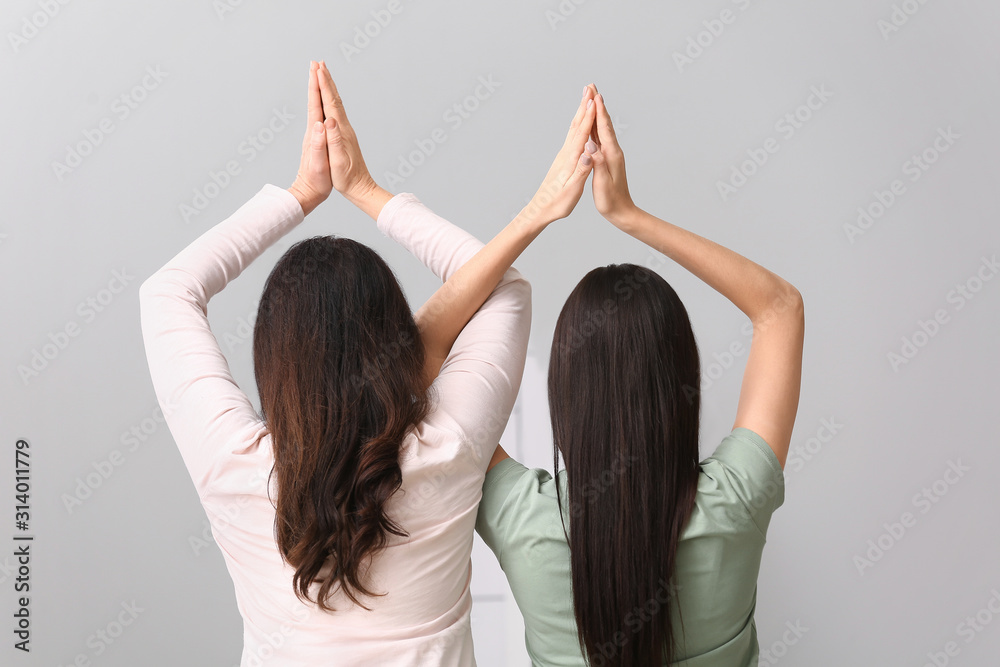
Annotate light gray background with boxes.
[2,1,999,665]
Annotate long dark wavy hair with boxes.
[548,263,701,665]
[252,236,429,611]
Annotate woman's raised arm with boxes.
[139,62,335,495]
[589,92,804,468]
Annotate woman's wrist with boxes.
[514,199,557,236]
[607,202,641,235]
[344,177,393,221]
[512,211,551,238]
[287,182,321,217]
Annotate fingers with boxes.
[594,93,620,155]
[301,62,321,155]
[582,84,600,149]
[567,94,597,156]
[566,84,597,141]
[308,61,322,126]
[316,61,348,126]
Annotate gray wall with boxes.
[2,0,999,665]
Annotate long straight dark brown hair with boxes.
[253,236,429,611]
[548,263,701,665]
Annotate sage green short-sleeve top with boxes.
[475,426,785,666]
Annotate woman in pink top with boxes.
[138,61,599,665]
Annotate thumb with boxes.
[325,117,349,174]
[324,116,344,147]
[309,120,327,152]
[590,142,611,181]
[565,150,595,192]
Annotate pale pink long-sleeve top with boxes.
[138,184,531,666]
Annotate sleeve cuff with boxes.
[483,456,527,498]
[376,192,418,237]
[730,426,785,483]
[730,426,785,516]
[261,184,306,223]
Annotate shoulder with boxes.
[703,427,784,481]
[476,458,563,556]
[697,426,786,536]
[482,458,558,504]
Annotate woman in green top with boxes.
[475,89,805,666]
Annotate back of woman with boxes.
[476,89,803,666]
[194,391,498,665]
[139,181,528,665]
[478,426,784,665]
